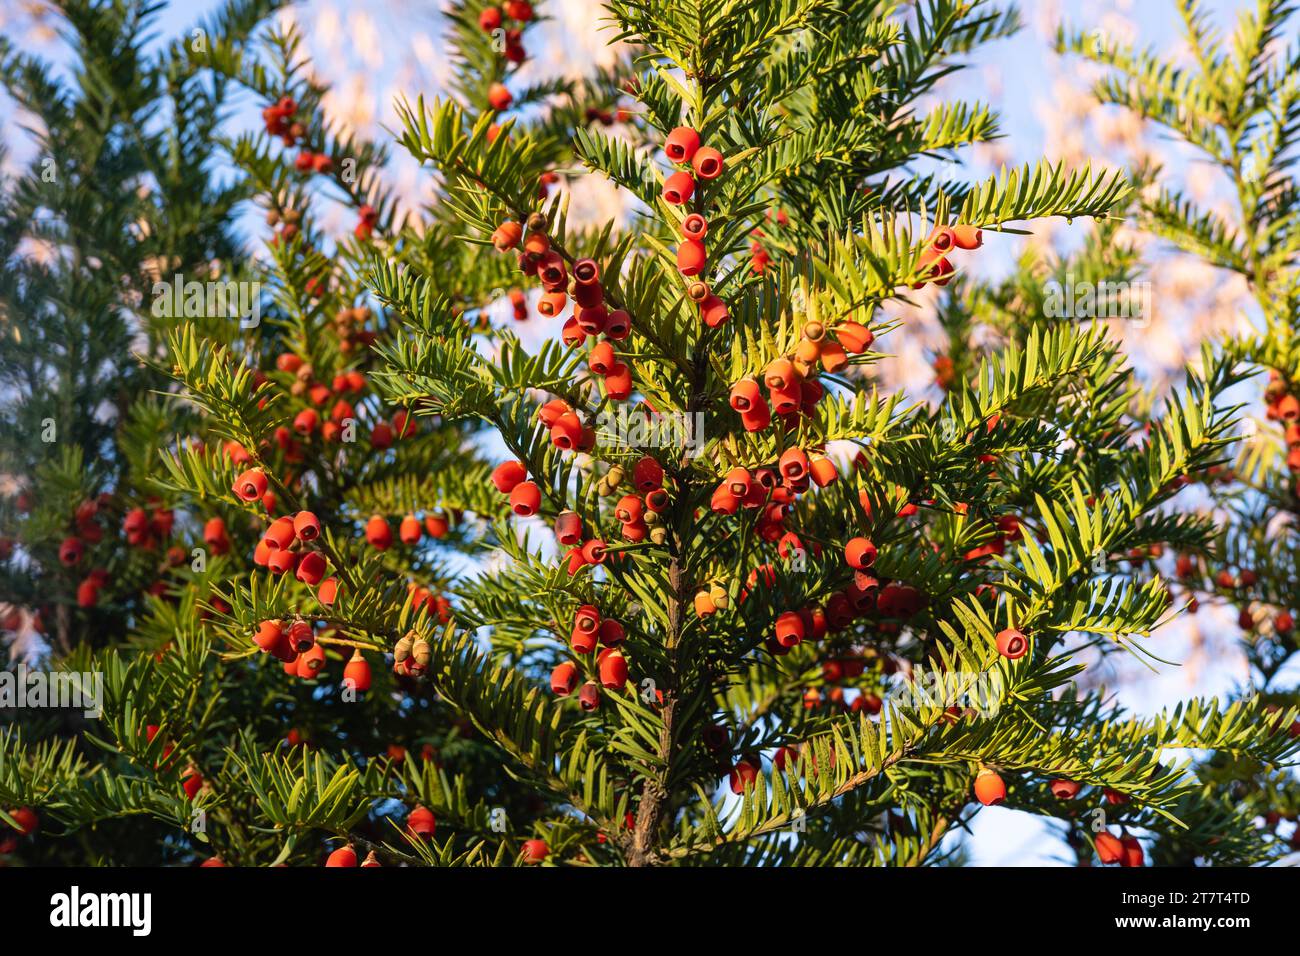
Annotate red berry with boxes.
[343,650,371,692]
[774,611,805,648]
[836,321,874,353]
[253,620,286,654]
[777,447,809,482]
[76,578,100,607]
[366,515,393,550]
[399,514,422,545]
[181,768,204,800]
[682,213,708,240]
[295,550,328,586]
[293,408,318,434]
[233,469,268,502]
[491,460,528,494]
[661,170,695,205]
[266,547,299,576]
[691,146,724,180]
[488,82,513,112]
[58,536,84,566]
[509,481,541,517]
[407,805,436,839]
[297,643,326,678]
[951,224,982,249]
[1049,779,1081,800]
[809,457,838,487]
[632,456,664,492]
[995,627,1028,660]
[203,516,230,553]
[520,838,548,864]
[265,515,296,549]
[551,660,579,696]
[1095,830,1124,864]
[578,681,601,711]
[293,511,320,541]
[973,769,1006,806]
[288,619,315,653]
[844,537,877,570]
[729,758,759,794]
[317,578,339,606]
[664,127,700,163]
[550,412,584,449]
[597,648,628,689]
[677,239,707,276]
[325,845,358,867]
[598,618,625,647]
[1120,835,1145,868]
[6,807,38,836]
[555,510,583,545]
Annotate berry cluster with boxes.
[478,2,533,64]
[261,96,304,147]
[729,329,872,434]
[913,224,983,288]
[550,604,629,712]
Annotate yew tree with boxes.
[1,0,1297,869]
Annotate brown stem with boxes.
[625,556,684,867]
[624,337,709,866]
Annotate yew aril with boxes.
[262,516,294,550]
[292,510,320,541]
[551,660,579,696]
[662,171,695,205]
[1049,779,1081,800]
[952,224,983,249]
[974,769,1006,806]
[778,447,809,482]
[605,309,631,339]
[664,126,700,163]
[407,805,437,839]
[295,550,328,586]
[681,213,708,240]
[691,146,724,179]
[266,547,298,576]
[233,469,268,502]
[343,650,371,692]
[365,515,393,550]
[392,514,419,546]
[677,239,707,276]
[578,681,601,711]
[492,459,528,493]
[597,648,628,689]
[325,845,358,867]
[995,627,1028,660]
[509,481,542,517]
[699,294,729,327]
[775,611,805,648]
[729,758,759,794]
